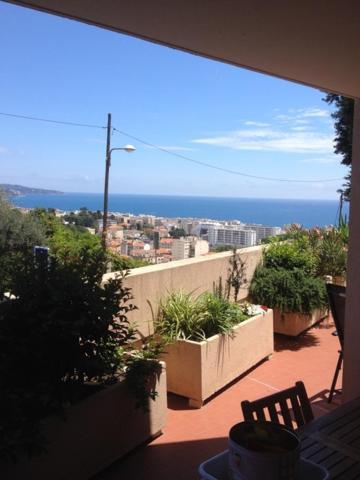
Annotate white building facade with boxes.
[171,238,191,260]
[207,225,256,247]
[243,224,282,242]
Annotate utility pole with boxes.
[102,113,112,249]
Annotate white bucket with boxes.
[228,422,300,480]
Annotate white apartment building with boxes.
[243,224,282,242]
[171,238,191,260]
[171,237,210,260]
[191,239,210,257]
[207,225,256,247]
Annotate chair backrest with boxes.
[326,283,346,349]
[241,381,314,430]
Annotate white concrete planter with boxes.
[1,363,167,480]
[273,309,327,337]
[162,310,273,407]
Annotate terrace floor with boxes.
[96,319,342,480]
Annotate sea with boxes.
[10,193,348,228]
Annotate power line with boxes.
[112,127,343,184]
[0,110,343,184]
[0,111,106,129]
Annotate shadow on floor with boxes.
[167,392,192,411]
[93,437,228,480]
[309,388,342,416]
[274,330,321,352]
[167,356,272,412]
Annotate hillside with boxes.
[0,184,63,196]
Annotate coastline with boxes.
[10,192,347,228]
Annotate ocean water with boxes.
[11,193,348,228]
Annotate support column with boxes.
[343,98,360,401]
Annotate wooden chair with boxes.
[241,381,314,430]
[326,283,346,403]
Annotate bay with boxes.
[11,193,347,228]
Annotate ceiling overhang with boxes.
[6,0,360,98]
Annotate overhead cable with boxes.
[112,127,342,184]
[0,111,106,129]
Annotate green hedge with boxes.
[249,266,327,314]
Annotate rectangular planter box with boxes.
[273,309,327,337]
[162,310,273,407]
[1,363,167,480]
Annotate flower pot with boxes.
[273,308,327,337]
[228,421,300,480]
[161,309,273,407]
[332,275,346,286]
[0,363,167,480]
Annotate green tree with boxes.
[169,227,187,238]
[0,196,46,296]
[323,94,354,200]
[49,224,103,264]
[108,251,151,270]
[63,207,102,229]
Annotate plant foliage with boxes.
[264,241,316,276]
[155,291,249,342]
[0,248,163,461]
[226,248,247,302]
[249,266,327,314]
[323,94,354,200]
[0,196,46,296]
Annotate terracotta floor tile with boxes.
[95,322,343,480]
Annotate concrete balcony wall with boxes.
[103,245,263,337]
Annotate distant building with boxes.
[171,237,209,260]
[141,215,156,227]
[207,225,256,247]
[243,224,282,242]
[191,238,210,257]
[172,238,191,260]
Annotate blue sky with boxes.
[0,2,348,199]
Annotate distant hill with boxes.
[0,184,63,196]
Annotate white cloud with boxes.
[301,156,338,164]
[291,126,311,132]
[297,108,329,118]
[192,127,334,154]
[244,121,270,127]
[193,106,334,154]
[276,108,329,124]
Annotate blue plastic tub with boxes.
[198,450,329,480]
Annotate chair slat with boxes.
[255,407,266,422]
[289,394,305,427]
[241,381,313,430]
[279,398,293,428]
[267,403,279,423]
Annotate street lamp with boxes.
[102,114,135,249]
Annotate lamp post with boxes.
[102,113,136,249]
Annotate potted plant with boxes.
[0,250,167,480]
[316,228,347,286]
[155,290,273,408]
[249,241,328,336]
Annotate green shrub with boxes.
[316,229,347,277]
[0,197,46,296]
[264,241,316,275]
[155,291,249,342]
[0,253,139,461]
[249,266,327,314]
